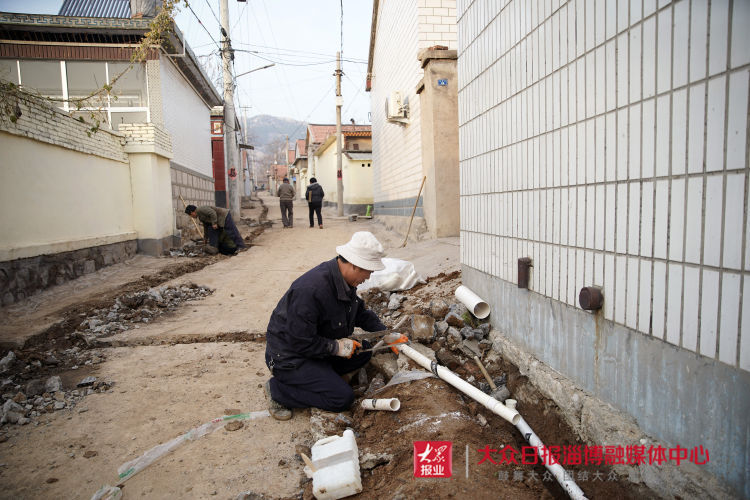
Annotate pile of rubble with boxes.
[1,352,113,427]
[164,241,215,258]
[70,283,213,344]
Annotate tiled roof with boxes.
[287,149,295,164]
[307,123,371,144]
[296,139,307,156]
[59,0,131,18]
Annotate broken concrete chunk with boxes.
[435,320,449,337]
[411,315,435,343]
[359,451,393,470]
[0,352,16,373]
[44,376,62,393]
[428,299,451,320]
[444,312,465,328]
[460,339,482,358]
[388,293,406,310]
[76,376,97,388]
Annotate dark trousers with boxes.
[280,200,294,227]
[308,202,323,227]
[267,349,371,412]
[205,213,246,254]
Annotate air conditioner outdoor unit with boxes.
[385,91,408,122]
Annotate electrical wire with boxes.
[185,2,221,52]
[203,0,221,27]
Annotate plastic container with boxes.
[304,429,362,500]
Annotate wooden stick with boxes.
[299,452,317,473]
[178,194,203,238]
[400,175,427,248]
[474,355,497,391]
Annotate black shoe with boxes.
[264,380,292,421]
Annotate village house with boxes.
[0,0,223,304]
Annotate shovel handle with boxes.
[474,356,497,391]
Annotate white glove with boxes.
[335,338,362,358]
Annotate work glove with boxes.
[383,333,409,354]
[335,338,362,358]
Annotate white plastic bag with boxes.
[357,258,425,292]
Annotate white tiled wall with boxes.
[457,0,750,371]
[370,0,457,204]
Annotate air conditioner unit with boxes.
[385,91,409,122]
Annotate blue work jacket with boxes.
[265,258,386,370]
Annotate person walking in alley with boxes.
[305,177,325,229]
[262,231,388,420]
[185,204,246,255]
[277,177,295,228]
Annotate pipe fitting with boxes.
[360,398,401,411]
[518,257,532,289]
[578,286,603,310]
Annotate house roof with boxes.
[345,152,372,161]
[306,123,371,145]
[58,0,131,18]
[295,139,306,156]
[287,149,295,165]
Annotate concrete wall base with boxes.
[137,234,181,256]
[373,215,429,243]
[464,265,747,498]
[0,240,137,306]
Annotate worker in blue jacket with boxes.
[263,231,387,420]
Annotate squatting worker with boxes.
[185,204,246,255]
[263,231,387,420]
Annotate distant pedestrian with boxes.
[185,205,245,255]
[277,177,295,228]
[305,177,325,229]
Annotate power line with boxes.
[186,2,221,52]
[203,0,221,26]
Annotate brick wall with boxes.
[170,164,215,239]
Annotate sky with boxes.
[0,0,374,126]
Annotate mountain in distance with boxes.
[243,114,307,157]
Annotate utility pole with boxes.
[220,0,240,220]
[335,51,343,216]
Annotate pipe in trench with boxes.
[360,398,401,411]
[505,399,588,500]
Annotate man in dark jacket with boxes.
[305,177,325,229]
[263,231,387,420]
[277,177,296,228]
[185,204,245,255]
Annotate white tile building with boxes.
[457,0,749,496]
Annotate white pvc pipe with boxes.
[360,398,401,411]
[455,285,490,319]
[505,400,587,500]
[397,344,519,425]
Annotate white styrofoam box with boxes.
[654,180,669,259]
[669,178,686,261]
[595,184,605,250]
[706,76,726,172]
[655,95,670,177]
[615,255,627,324]
[666,263,683,345]
[719,272,740,366]
[683,177,703,264]
[652,261,667,338]
[700,269,720,357]
[629,105,641,179]
[617,108,628,181]
[723,173,745,270]
[641,181,654,257]
[682,265,700,352]
[703,174,723,267]
[672,88,688,176]
[604,252,615,320]
[642,99,655,178]
[617,32,629,108]
[708,0,729,77]
[629,26,642,104]
[741,281,750,371]
[605,183,615,251]
[731,0,750,68]
[605,0,617,40]
[673,0,689,88]
[689,0,708,82]
[626,256,639,329]
[727,71,749,171]
[687,83,706,174]
[638,259,652,334]
[629,183,641,255]
[616,183,628,254]
[642,17,656,99]
[657,9,672,94]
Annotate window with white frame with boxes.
[0,59,149,130]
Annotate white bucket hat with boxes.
[336,231,386,271]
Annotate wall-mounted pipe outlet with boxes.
[518,258,532,289]
[579,286,603,310]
